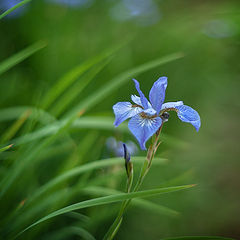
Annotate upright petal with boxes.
[131,95,142,106]
[175,105,201,131]
[149,77,168,114]
[132,79,149,109]
[131,95,152,108]
[128,114,162,150]
[161,101,184,110]
[113,102,143,127]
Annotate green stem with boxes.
[103,125,163,240]
[0,0,32,20]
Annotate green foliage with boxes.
[162,237,235,240]
[0,31,190,239]
[0,41,46,75]
[17,185,195,238]
[1,1,239,240]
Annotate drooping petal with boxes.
[175,105,201,132]
[149,76,168,114]
[113,102,143,127]
[128,114,162,150]
[132,79,149,109]
[161,101,184,110]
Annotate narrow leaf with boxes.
[10,117,179,147]
[23,157,167,206]
[0,106,55,124]
[0,144,13,153]
[0,0,31,20]
[41,45,122,110]
[0,109,31,144]
[162,237,235,240]
[82,186,179,217]
[0,41,46,75]
[16,184,195,238]
[52,58,112,116]
[66,52,184,116]
[0,111,83,198]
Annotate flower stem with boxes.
[103,125,163,240]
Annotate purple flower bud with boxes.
[123,143,130,163]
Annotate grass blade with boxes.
[0,41,46,75]
[45,226,96,240]
[23,157,167,207]
[162,237,235,240]
[82,186,179,217]
[41,45,121,110]
[51,58,112,116]
[0,0,31,20]
[0,111,83,198]
[16,184,195,238]
[0,106,55,124]
[0,144,13,153]
[10,116,178,145]
[66,52,184,116]
[0,109,31,144]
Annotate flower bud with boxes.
[123,143,133,178]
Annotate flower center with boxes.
[140,108,157,119]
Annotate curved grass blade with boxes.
[52,58,112,117]
[10,116,180,147]
[82,186,179,217]
[0,0,32,20]
[23,157,167,207]
[66,212,90,223]
[8,189,69,235]
[0,109,31,144]
[0,144,13,153]
[16,184,195,238]
[11,118,74,146]
[0,111,83,198]
[10,117,123,146]
[162,237,235,240]
[66,52,184,117]
[0,106,55,124]
[0,41,46,75]
[41,45,122,110]
[45,226,96,240]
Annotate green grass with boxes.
[1,1,239,239]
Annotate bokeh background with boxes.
[0,0,240,239]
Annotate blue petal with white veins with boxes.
[128,114,162,150]
[131,95,142,106]
[113,102,143,127]
[175,105,201,131]
[131,95,152,108]
[149,77,168,114]
[161,101,183,110]
[132,79,150,109]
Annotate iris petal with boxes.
[132,79,150,109]
[131,95,142,106]
[149,77,168,114]
[175,105,201,131]
[113,102,143,127]
[131,95,152,108]
[161,101,184,110]
[128,114,162,150]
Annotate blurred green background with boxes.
[0,0,240,239]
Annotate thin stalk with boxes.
[103,125,164,240]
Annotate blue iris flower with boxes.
[113,77,201,150]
